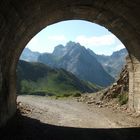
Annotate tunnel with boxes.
[0,0,140,127]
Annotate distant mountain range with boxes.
[20,41,128,87]
[20,48,40,62]
[87,48,128,78]
[17,60,98,96]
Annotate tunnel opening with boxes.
[15,20,131,129]
[1,1,140,139]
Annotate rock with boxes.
[113,83,117,87]
[98,105,103,108]
[87,101,95,104]
[95,101,103,105]
[17,101,22,106]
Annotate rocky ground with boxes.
[101,65,129,103]
[17,95,123,128]
[17,95,140,128]
[1,94,140,140]
[77,93,140,127]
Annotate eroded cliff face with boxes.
[102,65,128,102]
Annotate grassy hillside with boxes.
[17,60,100,97]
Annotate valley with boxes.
[17,60,99,96]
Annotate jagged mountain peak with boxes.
[20,41,127,86]
[53,41,85,54]
[66,41,82,48]
[38,42,115,87]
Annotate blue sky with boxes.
[26,20,125,55]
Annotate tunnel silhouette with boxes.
[0,0,140,128]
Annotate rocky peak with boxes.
[66,41,82,48]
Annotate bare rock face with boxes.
[102,65,129,101]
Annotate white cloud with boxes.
[48,35,67,41]
[27,37,39,47]
[26,37,40,51]
[76,34,116,47]
[114,44,125,51]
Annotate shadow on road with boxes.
[1,112,140,140]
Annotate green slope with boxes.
[17,60,100,96]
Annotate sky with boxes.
[26,20,125,55]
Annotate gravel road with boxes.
[1,95,140,140]
[17,95,136,128]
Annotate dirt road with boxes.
[17,95,140,128]
[1,95,140,140]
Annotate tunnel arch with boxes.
[0,0,140,126]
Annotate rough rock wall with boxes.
[102,65,128,100]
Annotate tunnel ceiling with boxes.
[0,0,140,64]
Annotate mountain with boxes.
[38,41,115,87]
[87,48,128,78]
[20,48,41,62]
[20,42,127,86]
[17,60,99,96]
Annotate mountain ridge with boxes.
[38,41,115,87]
[17,60,99,96]
[20,41,128,86]
[87,48,128,78]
